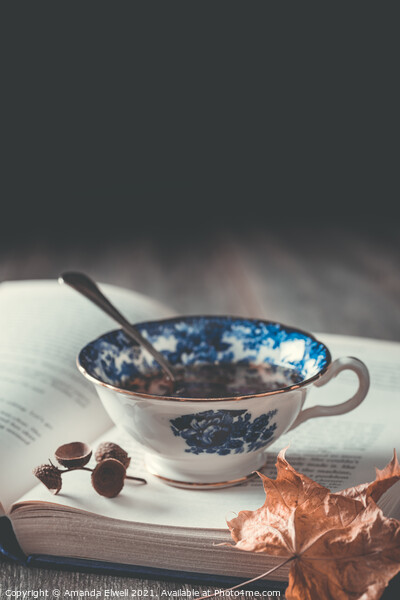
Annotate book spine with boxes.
[0,516,27,565]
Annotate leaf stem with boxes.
[197,556,294,599]
[301,550,380,561]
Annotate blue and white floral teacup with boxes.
[78,316,370,488]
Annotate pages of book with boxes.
[13,333,400,530]
[0,280,174,510]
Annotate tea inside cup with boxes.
[124,361,305,399]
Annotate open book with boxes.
[1,280,399,585]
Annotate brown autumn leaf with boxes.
[227,449,400,600]
[339,451,400,505]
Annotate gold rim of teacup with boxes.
[76,315,332,403]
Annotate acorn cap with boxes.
[33,463,62,494]
[95,442,131,469]
[91,458,126,498]
[55,442,92,468]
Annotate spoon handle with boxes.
[59,272,175,382]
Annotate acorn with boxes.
[55,442,92,468]
[95,442,131,469]
[33,463,62,494]
[91,458,126,498]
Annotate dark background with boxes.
[2,5,399,250]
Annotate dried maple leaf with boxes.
[227,449,400,600]
[339,451,400,505]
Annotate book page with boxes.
[13,334,400,527]
[0,280,174,510]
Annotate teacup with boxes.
[78,316,370,488]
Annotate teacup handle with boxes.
[288,357,370,431]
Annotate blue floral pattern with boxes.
[78,316,330,393]
[170,409,278,455]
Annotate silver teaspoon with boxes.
[59,272,176,383]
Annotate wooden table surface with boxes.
[1,226,399,598]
